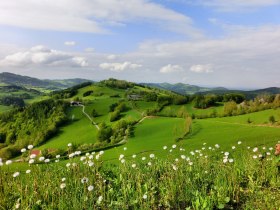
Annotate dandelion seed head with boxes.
[21,148,26,153]
[67,143,72,147]
[253,147,258,152]
[163,146,167,150]
[232,146,236,150]
[237,141,242,145]
[27,145,33,150]
[143,194,147,199]
[26,169,31,174]
[132,163,136,168]
[123,147,127,151]
[62,178,66,182]
[97,196,103,204]
[229,158,234,163]
[132,154,136,158]
[172,144,176,149]
[215,144,220,148]
[30,154,36,159]
[253,155,258,159]
[119,154,124,160]
[141,157,146,161]
[39,157,45,162]
[13,172,20,177]
[6,160,12,165]
[81,177,89,184]
[88,185,94,191]
[29,159,35,164]
[60,183,66,189]
[148,162,152,166]
[121,159,125,164]
[44,159,50,163]
[149,154,155,158]
[56,155,60,159]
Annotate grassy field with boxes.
[0,105,11,113]
[39,106,98,150]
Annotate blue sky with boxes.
[0,0,280,88]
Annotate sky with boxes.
[0,0,280,89]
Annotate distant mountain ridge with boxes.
[142,82,228,95]
[0,72,92,90]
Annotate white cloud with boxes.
[99,62,142,72]
[0,0,200,36]
[160,64,183,73]
[0,45,88,67]
[190,64,213,73]
[85,48,95,53]
[195,0,280,11]
[64,41,76,46]
[107,54,117,60]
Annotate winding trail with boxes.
[80,105,100,130]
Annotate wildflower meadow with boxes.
[1,142,280,209]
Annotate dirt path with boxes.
[80,105,100,130]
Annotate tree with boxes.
[224,101,238,116]
[269,115,276,124]
[91,109,99,117]
[97,123,112,142]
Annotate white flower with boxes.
[132,164,136,168]
[253,147,258,152]
[189,162,193,166]
[89,155,94,159]
[86,153,90,156]
[121,159,125,164]
[96,154,100,160]
[97,196,103,204]
[29,159,35,164]
[88,185,94,191]
[142,157,146,161]
[175,158,179,162]
[26,169,31,174]
[123,147,127,151]
[6,160,12,165]
[27,145,33,150]
[148,162,152,166]
[205,171,208,174]
[81,177,89,184]
[143,194,147,200]
[13,172,20,177]
[190,151,195,156]
[66,163,71,167]
[21,148,27,153]
[67,143,72,147]
[172,164,177,171]
[56,155,60,159]
[75,151,81,155]
[229,159,234,163]
[232,146,236,150]
[258,154,263,158]
[62,178,66,182]
[253,155,258,159]
[163,146,167,150]
[60,183,66,189]
[266,152,271,156]
[172,144,176,149]
[181,155,186,160]
[247,146,251,149]
[202,147,205,150]
[208,147,212,150]
[205,156,208,158]
[149,154,155,158]
[99,151,104,155]
[237,141,242,145]
[224,152,229,156]
[80,156,86,161]
[39,157,45,162]
[30,154,36,159]
[69,153,75,158]
[223,158,228,163]
[215,144,220,148]
[15,203,20,209]
[72,163,77,167]
[132,154,136,158]
[203,142,207,145]
[44,159,50,163]
[88,161,94,167]
[269,147,273,151]
[0,162,3,166]
[169,149,173,153]
[119,154,124,160]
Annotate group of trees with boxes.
[96,120,133,145]
[0,96,25,107]
[0,99,68,159]
[52,82,92,99]
[109,101,129,122]
[101,78,134,89]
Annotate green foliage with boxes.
[101,78,134,89]
[0,99,68,159]
[224,101,238,116]
[82,90,93,97]
[269,115,275,124]
[223,93,245,103]
[0,96,25,107]
[91,108,99,117]
[110,110,121,122]
[96,123,113,142]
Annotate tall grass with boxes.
[0,143,279,209]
